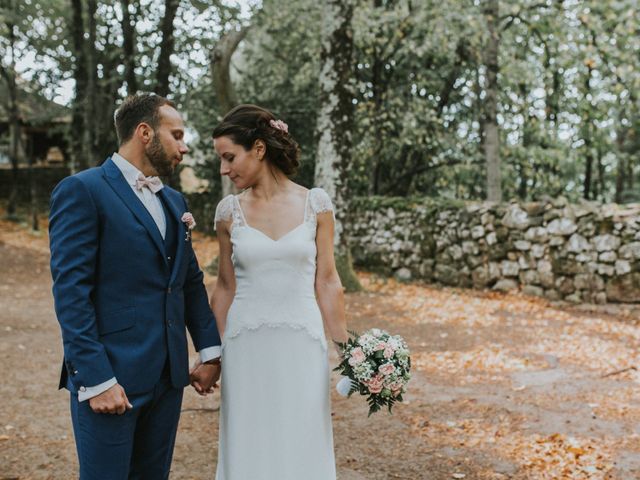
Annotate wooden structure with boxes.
[0,78,71,168]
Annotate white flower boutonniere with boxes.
[181,212,196,241]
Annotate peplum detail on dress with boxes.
[223,322,328,351]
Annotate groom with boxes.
[49,93,221,479]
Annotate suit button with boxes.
[167,256,171,261]
[79,386,86,392]
[167,287,172,294]
[72,370,78,376]
[167,319,173,327]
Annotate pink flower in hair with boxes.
[269,119,289,133]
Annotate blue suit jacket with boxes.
[49,157,221,395]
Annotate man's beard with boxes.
[146,134,174,177]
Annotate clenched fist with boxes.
[89,383,133,414]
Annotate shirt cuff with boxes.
[199,346,222,363]
[77,377,118,402]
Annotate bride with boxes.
[204,104,349,479]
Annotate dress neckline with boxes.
[234,189,311,243]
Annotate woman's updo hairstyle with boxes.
[212,104,301,176]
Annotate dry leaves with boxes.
[3,215,639,478]
[358,272,640,478]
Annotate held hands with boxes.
[189,358,221,396]
[89,383,133,414]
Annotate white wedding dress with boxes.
[213,188,337,480]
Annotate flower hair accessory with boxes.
[269,119,289,134]
[181,212,196,241]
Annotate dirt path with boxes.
[1,217,639,479]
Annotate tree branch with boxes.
[500,2,551,31]
[436,40,471,117]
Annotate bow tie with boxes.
[135,173,164,193]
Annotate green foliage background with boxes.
[2,0,638,203]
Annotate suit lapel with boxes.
[158,189,186,284]
[101,157,167,260]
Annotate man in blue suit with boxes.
[49,93,221,479]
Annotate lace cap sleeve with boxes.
[309,188,334,217]
[214,194,235,224]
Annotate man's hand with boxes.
[190,362,221,396]
[88,383,133,414]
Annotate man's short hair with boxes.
[114,93,176,145]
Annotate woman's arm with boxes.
[211,220,237,339]
[314,211,349,346]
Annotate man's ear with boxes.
[254,139,266,160]
[135,122,153,145]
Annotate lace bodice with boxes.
[214,188,334,350]
[214,187,333,230]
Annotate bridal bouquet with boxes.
[334,328,411,416]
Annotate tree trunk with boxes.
[368,0,383,195]
[483,0,502,202]
[583,64,593,200]
[210,27,248,198]
[25,135,38,230]
[518,83,531,200]
[95,18,122,163]
[2,5,23,218]
[156,0,179,97]
[596,148,605,201]
[6,97,20,219]
[584,148,593,200]
[314,0,361,292]
[211,28,247,114]
[69,0,88,172]
[615,152,625,203]
[84,0,98,166]
[121,0,138,94]
[627,155,635,198]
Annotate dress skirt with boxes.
[216,325,336,480]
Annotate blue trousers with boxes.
[70,375,184,480]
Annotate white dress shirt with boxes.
[112,152,167,238]
[78,153,220,402]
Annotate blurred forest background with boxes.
[1,0,639,211]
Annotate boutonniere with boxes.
[181,212,196,241]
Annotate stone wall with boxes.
[347,197,640,304]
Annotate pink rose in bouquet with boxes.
[348,347,366,366]
[367,376,384,394]
[379,363,395,376]
[383,346,395,359]
[389,381,404,397]
[374,341,386,351]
